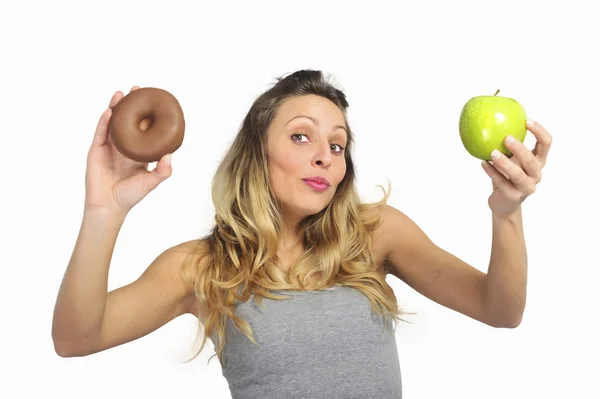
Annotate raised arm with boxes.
[53,86,204,356]
[52,208,203,357]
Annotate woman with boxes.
[52,70,552,398]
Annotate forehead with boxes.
[273,95,346,129]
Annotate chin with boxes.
[286,202,329,219]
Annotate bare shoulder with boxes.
[367,204,428,273]
[360,204,399,275]
[373,204,417,240]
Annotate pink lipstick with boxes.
[302,177,330,192]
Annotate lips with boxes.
[303,177,330,186]
[302,177,330,192]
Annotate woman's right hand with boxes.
[84,86,173,216]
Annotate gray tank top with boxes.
[211,284,402,398]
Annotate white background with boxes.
[2,0,598,398]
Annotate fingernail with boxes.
[506,135,515,144]
[526,119,534,126]
[165,154,172,165]
[491,149,501,159]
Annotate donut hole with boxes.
[138,114,155,132]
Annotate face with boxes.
[266,95,348,220]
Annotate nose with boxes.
[312,142,333,168]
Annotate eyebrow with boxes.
[285,115,347,134]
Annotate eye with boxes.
[292,133,345,154]
[291,133,309,142]
[330,143,345,154]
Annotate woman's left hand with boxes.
[481,119,553,218]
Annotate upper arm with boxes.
[87,240,207,356]
[375,205,492,326]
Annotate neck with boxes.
[275,212,306,273]
[278,218,302,252]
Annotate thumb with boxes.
[146,153,173,190]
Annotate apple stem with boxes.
[494,89,500,96]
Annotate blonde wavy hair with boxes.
[180,69,407,366]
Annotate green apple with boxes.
[459,90,527,160]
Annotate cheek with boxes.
[268,150,304,186]
[269,151,306,179]
[333,161,347,185]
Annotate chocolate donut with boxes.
[109,87,185,163]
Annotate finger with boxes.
[107,87,137,111]
[526,119,553,166]
[139,154,172,194]
[490,150,536,194]
[91,108,112,147]
[108,91,124,109]
[482,160,513,191]
[504,135,542,182]
[147,153,173,187]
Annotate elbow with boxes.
[53,339,95,358]
[487,313,523,329]
[54,342,76,358]
[52,327,78,357]
[52,331,99,358]
[53,336,78,357]
[494,318,522,329]
[52,334,84,357]
[484,296,525,329]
